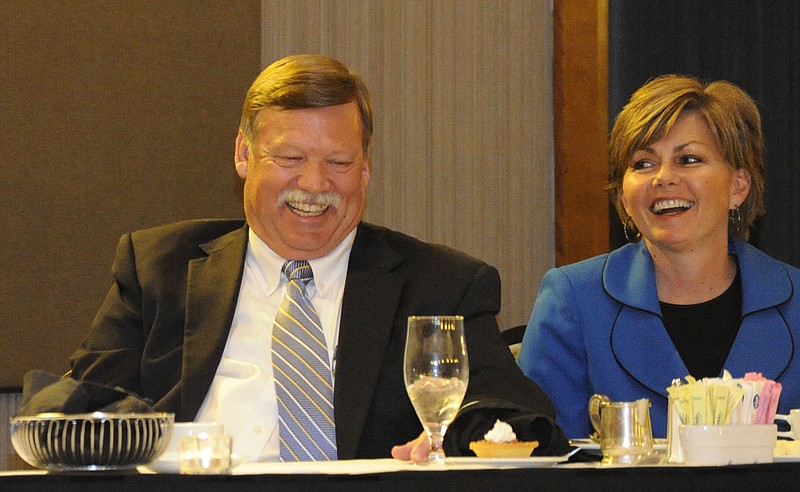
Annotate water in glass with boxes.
[404,315,469,464]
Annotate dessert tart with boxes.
[469,419,539,458]
[469,439,539,458]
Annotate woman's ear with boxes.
[619,192,629,216]
[731,168,751,207]
[234,130,250,178]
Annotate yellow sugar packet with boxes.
[687,379,707,425]
[666,374,744,426]
[707,384,729,425]
[666,384,690,425]
[725,384,744,424]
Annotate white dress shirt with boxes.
[194,227,354,462]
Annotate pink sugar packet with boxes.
[767,382,783,424]
[744,372,782,424]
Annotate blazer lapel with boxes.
[605,239,796,395]
[604,243,687,397]
[334,223,404,459]
[723,239,794,380]
[180,225,248,420]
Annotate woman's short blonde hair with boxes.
[239,54,373,155]
[607,74,765,240]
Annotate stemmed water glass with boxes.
[404,315,469,464]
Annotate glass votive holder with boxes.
[179,433,233,475]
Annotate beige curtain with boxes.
[262,0,555,328]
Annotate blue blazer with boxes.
[518,238,800,438]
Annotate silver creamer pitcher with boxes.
[589,394,654,465]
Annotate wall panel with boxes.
[262,0,555,329]
[0,1,260,388]
[553,0,609,266]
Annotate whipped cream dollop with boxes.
[483,419,517,443]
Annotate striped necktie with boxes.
[271,260,337,461]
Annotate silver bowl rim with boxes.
[9,411,175,471]
[10,412,175,423]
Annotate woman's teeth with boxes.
[651,199,694,215]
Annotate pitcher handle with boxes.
[588,394,611,436]
[775,414,793,439]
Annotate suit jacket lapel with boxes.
[334,223,404,459]
[181,225,248,420]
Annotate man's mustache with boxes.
[277,189,343,208]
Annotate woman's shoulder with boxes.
[541,250,615,293]
[734,239,800,278]
[550,242,642,280]
[733,239,800,312]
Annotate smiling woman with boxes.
[517,75,800,440]
[619,111,750,303]
[608,75,765,245]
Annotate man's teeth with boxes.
[288,202,327,217]
[652,199,694,214]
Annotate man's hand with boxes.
[391,432,430,463]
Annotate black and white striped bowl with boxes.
[10,412,174,471]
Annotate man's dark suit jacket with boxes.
[69,220,566,458]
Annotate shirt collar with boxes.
[246,227,356,297]
[307,229,356,297]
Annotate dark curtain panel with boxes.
[608,0,800,268]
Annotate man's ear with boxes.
[362,159,371,185]
[234,130,249,178]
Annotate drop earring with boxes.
[623,216,640,242]
[728,205,742,233]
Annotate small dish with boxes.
[680,424,776,466]
[774,455,800,463]
[138,453,246,474]
[569,438,667,452]
[443,456,567,468]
